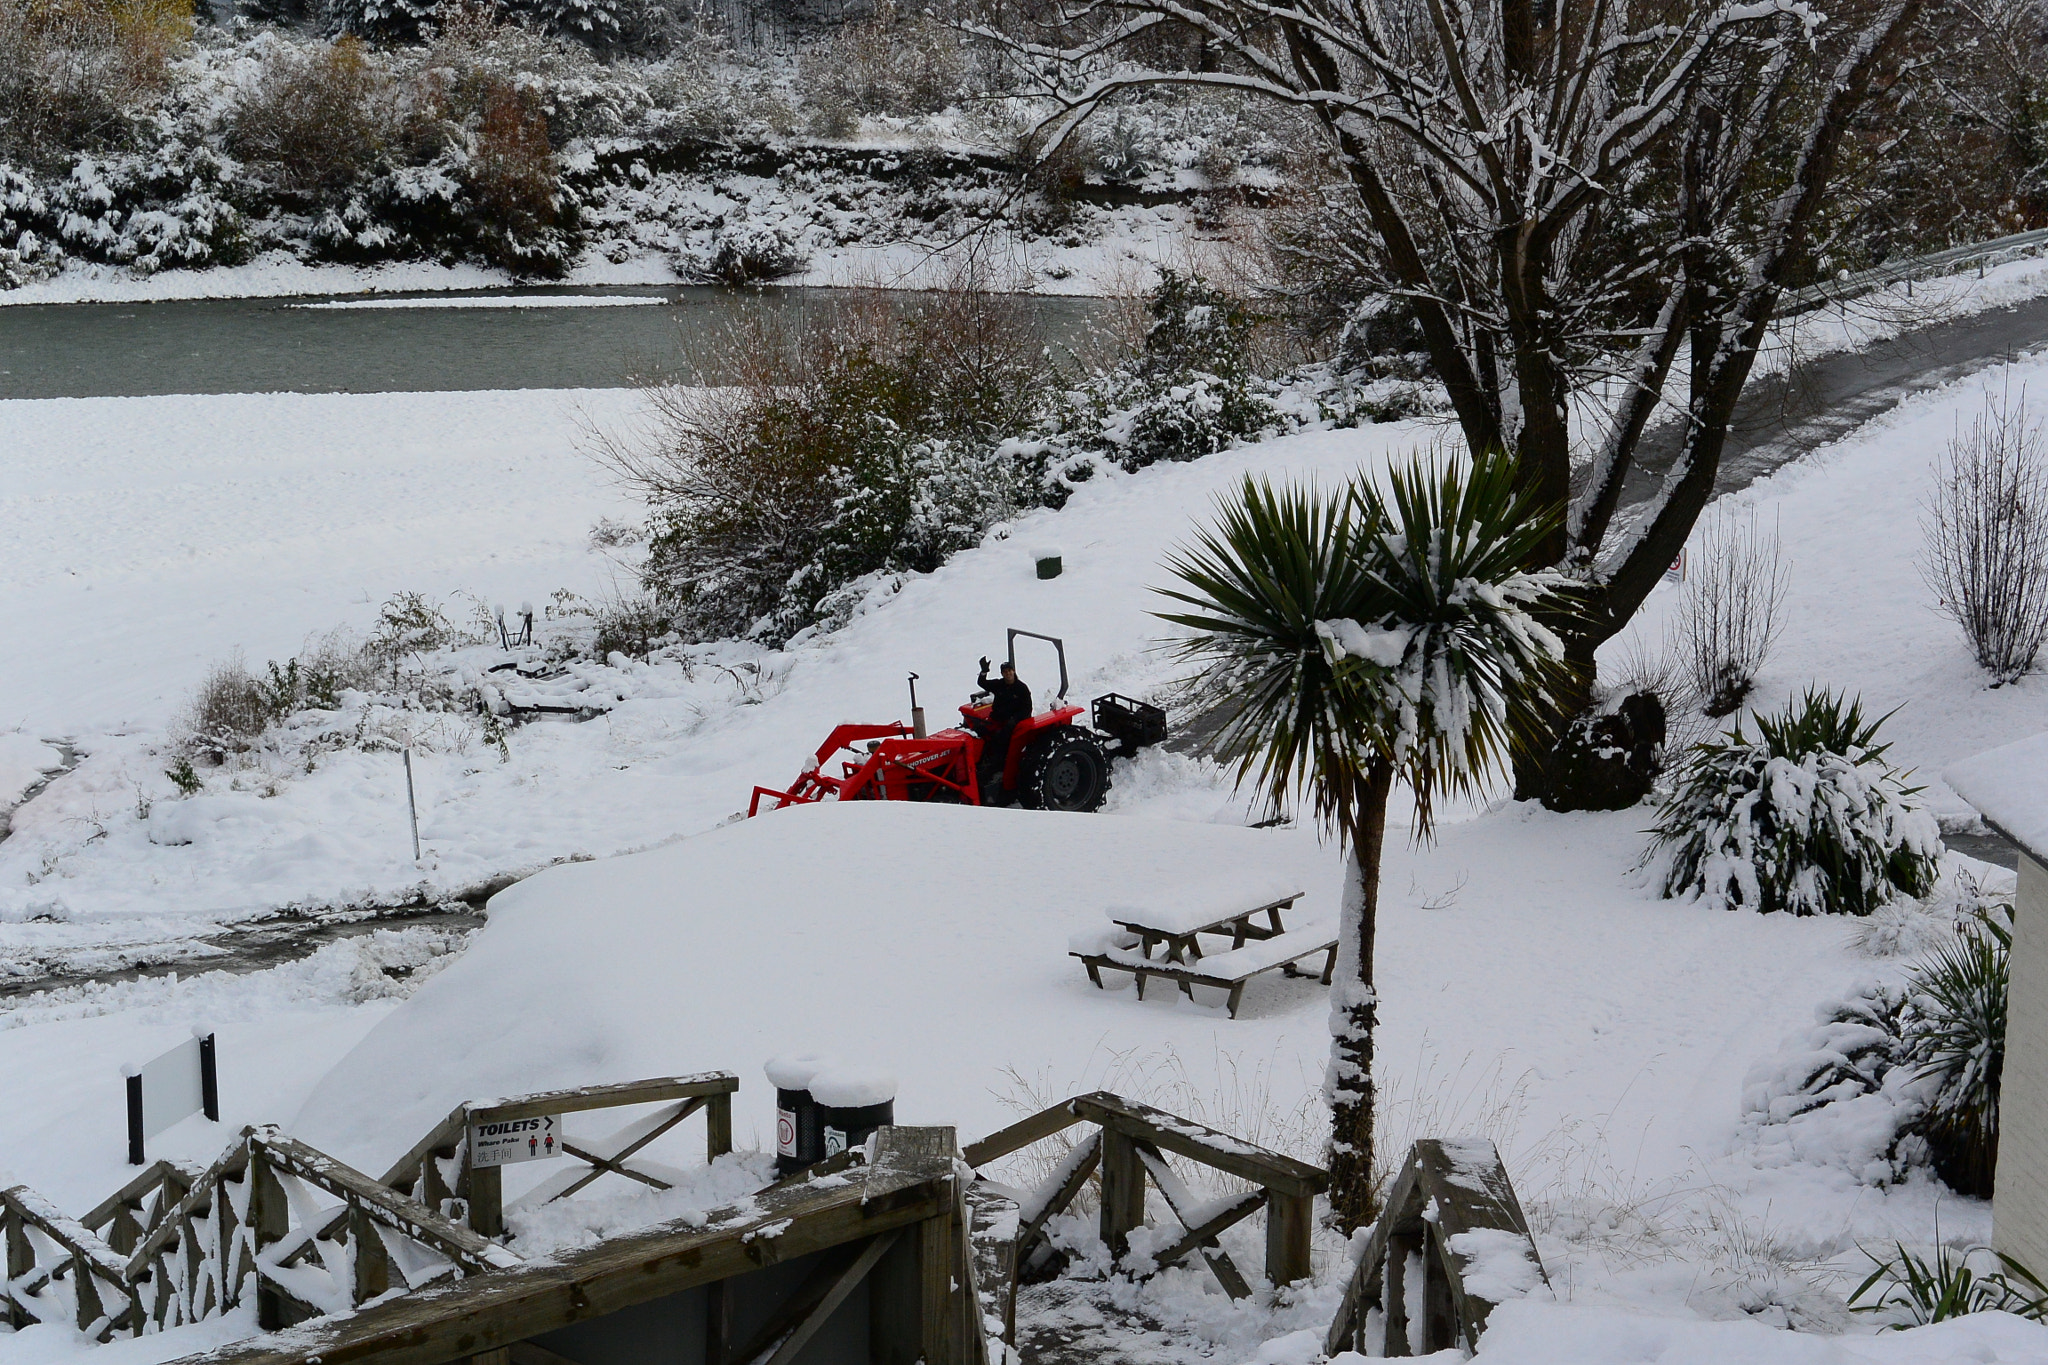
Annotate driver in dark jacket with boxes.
[976,657,1033,805]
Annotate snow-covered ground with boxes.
[6,277,2048,1361]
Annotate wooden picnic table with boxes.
[1073,891,1335,1018]
[1109,893,1301,964]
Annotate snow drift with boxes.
[290,800,1335,1173]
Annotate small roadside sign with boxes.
[470,1114,562,1167]
[1663,548,1686,585]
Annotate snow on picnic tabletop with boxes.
[1103,872,1305,934]
[1946,732,2048,864]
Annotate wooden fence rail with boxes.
[1,1071,741,1349]
[1324,1138,1547,1357]
[963,1089,1327,1311]
[3,1184,144,1339]
[380,1072,739,1239]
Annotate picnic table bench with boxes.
[1069,889,1338,1018]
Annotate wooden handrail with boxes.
[258,1132,521,1273]
[2,1184,142,1338]
[80,1159,203,1235]
[1069,1092,1327,1198]
[960,1099,1087,1169]
[1325,1137,1547,1356]
[965,1090,1326,1292]
[169,1127,977,1365]
[465,1071,738,1125]
[124,1131,251,1279]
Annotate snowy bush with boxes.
[1922,384,2048,685]
[0,0,189,167]
[1649,688,1942,917]
[692,218,807,283]
[178,652,280,762]
[1674,506,1788,717]
[1905,899,2010,1198]
[1044,271,1277,475]
[1741,875,2011,1199]
[795,1,968,122]
[226,35,394,203]
[602,281,1049,644]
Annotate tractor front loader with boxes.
[748,630,1166,817]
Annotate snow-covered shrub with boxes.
[1905,900,2010,1198]
[1922,384,2048,685]
[1093,111,1157,184]
[603,281,1050,644]
[1649,688,1942,916]
[1046,271,1277,473]
[178,652,280,761]
[226,35,394,202]
[0,0,190,167]
[48,143,250,271]
[694,219,806,283]
[1674,505,1788,717]
[0,162,59,285]
[796,2,968,121]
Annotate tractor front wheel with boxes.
[1018,730,1111,812]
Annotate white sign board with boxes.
[1663,548,1687,585]
[138,1036,206,1140]
[470,1114,562,1167]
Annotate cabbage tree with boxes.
[1157,453,1574,1229]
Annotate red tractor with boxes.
[749,630,1167,816]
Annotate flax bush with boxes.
[1650,689,1942,917]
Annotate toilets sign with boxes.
[470,1114,562,1167]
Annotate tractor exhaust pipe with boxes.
[907,672,927,738]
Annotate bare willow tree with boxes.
[978,0,1925,800]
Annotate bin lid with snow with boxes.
[1947,732,2048,865]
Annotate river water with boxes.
[0,285,1113,400]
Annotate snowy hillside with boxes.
[6,322,2048,1360]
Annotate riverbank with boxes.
[0,203,1209,308]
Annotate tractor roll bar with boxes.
[1007,630,1069,701]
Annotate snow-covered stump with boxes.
[1324,1138,1548,1357]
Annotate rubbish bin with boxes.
[765,1053,834,1177]
[808,1066,898,1160]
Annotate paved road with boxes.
[1625,292,2048,507]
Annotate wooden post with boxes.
[706,1092,733,1161]
[72,1247,108,1336]
[247,1149,289,1331]
[1422,1223,1455,1353]
[1264,1190,1313,1288]
[706,1279,733,1365]
[6,1206,32,1329]
[1097,1130,1146,1262]
[919,1204,956,1364]
[466,1166,504,1240]
[350,1202,391,1306]
[1384,1228,1419,1357]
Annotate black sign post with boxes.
[126,1031,220,1164]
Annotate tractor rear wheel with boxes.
[1018,729,1111,812]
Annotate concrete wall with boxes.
[1998,853,2048,1274]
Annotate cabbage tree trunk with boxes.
[1327,757,1393,1233]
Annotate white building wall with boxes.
[1998,853,2048,1274]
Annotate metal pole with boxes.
[403,748,422,861]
